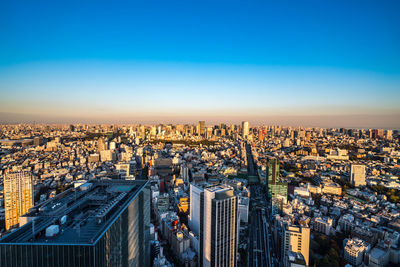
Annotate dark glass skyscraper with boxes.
[0,180,150,267]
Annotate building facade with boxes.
[351,164,366,187]
[189,183,238,267]
[282,225,310,266]
[4,171,33,230]
[241,121,249,139]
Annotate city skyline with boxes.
[1,1,400,127]
[1,1,400,267]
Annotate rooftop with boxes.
[0,179,148,245]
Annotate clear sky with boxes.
[0,0,399,128]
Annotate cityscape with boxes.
[1,1,400,267]
[0,124,399,267]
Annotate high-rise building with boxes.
[386,130,393,140]
[266,158,287,215]
[267,158,280,188]
[4,171,33,230]
[283,225,310,266]
[189,183,238,267]
[197,121,206,137]
[0,180,151,267]
[188,183,205,237]
[350,164,366,187]
[370,129,379,139]
[33,136,43,146]
[241,121,249,139]
[97,137,107,152]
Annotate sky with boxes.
[0,0,399,128]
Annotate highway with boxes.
[246,143,274,267]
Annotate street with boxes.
[246,143,274,267]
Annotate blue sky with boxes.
[0,0,399,127]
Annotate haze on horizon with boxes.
[1,1,399,129]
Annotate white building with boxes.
[343,237,370,266]
[189,183,238,267]
[313,217,333,236]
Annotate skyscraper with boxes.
[197,121,206,137]
[4,171,33,230]
[351,164,366,187]
[0,180,150,267]
[189,183,238,267]
[283,225,310,266]
[97,137,107,152]
[266,158,287,215]
[241,121,249,139]
[267,158,280,188]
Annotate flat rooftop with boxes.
[0,179,148,245]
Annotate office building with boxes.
[97,138,107,152]
[351,164,366,187]
[197,121,206,137]
[189,183,238,267]
[266,158,287,215]
[282,225,310,266]
[267,158,280,189]
[4,171,33,230]
[0,180,150,267]
[241,121,249,139]
[321,182,342,195]
[188,183,207,237]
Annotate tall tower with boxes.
[189,183,238,267]
[197,121,206,137]
[267,158,280,187]
[4,171,33,230]
[351,164,366,187]
[241,121,249,139]
[267,158,287,215]
[97,137,107,152]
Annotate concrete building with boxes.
[313,217,333,236]
[368,246,390,267]
[351,164,366,187]
[188,182,207,237]
[339,214,355,233]
[322,182,342,195]
[343,237,370,266]
[203,185,238,267]
[189,183,238,267]
[4,171,33,230]
[282,225,310,266]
